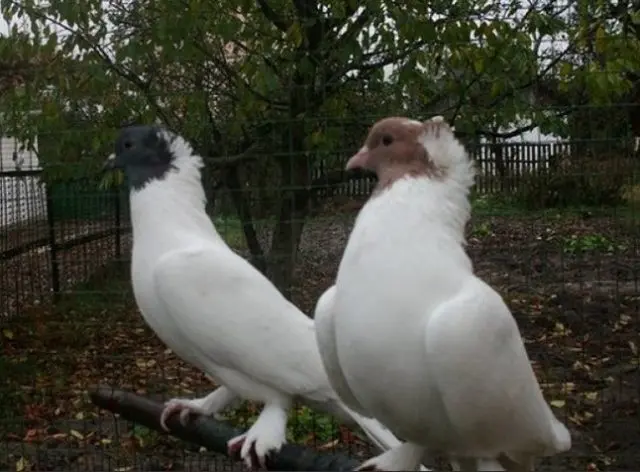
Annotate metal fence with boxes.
[4,139,631,320]
[1,136,639,471]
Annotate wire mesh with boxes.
[1,122,638,470]
[1,0,640,468]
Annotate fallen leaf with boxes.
[550,399,565,408]
[2,328,14,340]
[584,391,599,401]
[23,429,39,442]
[15,457,29,472]
[70,429,84,440]
[318,439,339,450]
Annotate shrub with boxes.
[513,153,637,210]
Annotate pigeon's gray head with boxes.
[104,125,197,191]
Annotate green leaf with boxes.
[287,21,303,47]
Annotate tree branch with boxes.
[90,386,360,471]
[326,7,370,47]
[457,107,575,140]
[229,40,287,88]
[8,0,178,128]
[347,39,432,74]
[255,0,291,32]
[291,0,318,22]
[190,39,288,109]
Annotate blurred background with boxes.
[0,0,639,470]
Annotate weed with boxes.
[287,406,338,444]
[470,221,494,238]
[214,217,247,250]
[129,424,162,448]
[562,234,626,255]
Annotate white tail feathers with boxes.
[348,410,432,471]
[549,417,572,454]
[450,458,505,471]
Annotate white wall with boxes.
[0,136,48,228]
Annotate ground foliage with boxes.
[1,199,639,471]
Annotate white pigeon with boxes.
[103,125,430,470]
[313,116,572,471]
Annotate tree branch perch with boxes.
[89,385,360,472]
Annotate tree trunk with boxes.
[267,124,311,299]
[268,186,310,299]
[225,165,268,274]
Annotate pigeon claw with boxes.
[159,399,202,431]
[227,434,261,470]
[227,432,276,470]
[227,433,246,457]
[355,444,424,472]
[356,465,381,471]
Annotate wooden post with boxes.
[45,182,60,301]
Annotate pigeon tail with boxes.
[548,416,572,454]
[348,410,432,471]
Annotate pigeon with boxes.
[313,116,571,471]
[103,125,430,470]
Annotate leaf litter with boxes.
[2,205,639,471]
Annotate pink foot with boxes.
[159,399,205,431]
[228,433,279,470]
[227,434,260,470]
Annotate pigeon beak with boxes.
[102,153,117,172]
[346,146,369,171]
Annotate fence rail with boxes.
[1,172,126,318]
[1,139,636,318]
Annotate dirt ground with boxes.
[1,199,639,471]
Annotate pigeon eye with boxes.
[124,140,133,149]
[381,135,393,146]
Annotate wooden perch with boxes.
[89,385,360,471]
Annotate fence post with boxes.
[114,189,121,260]
[45,183,61,301]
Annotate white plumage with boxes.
[107,125,429,470]
[314,117,571,471]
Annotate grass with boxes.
[470,193,638,220]
[216,198,638,255]
[562,233,628,255]
[213,216,248,250]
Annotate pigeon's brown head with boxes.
[347,116,459,189]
